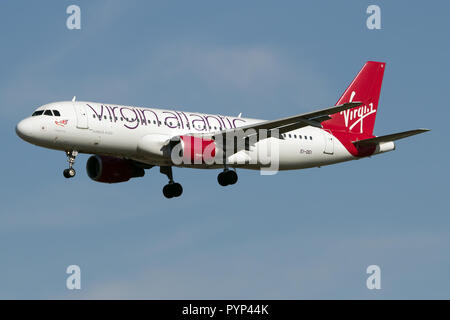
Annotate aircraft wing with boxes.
[214,102,362,137]
[171,102,362,154]
[352,129,430,146]
[183,102,362,152]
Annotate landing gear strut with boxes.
[217,169,238,186]
[63,150,78,179]
[160,166,183,198]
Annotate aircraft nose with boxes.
[16,118,34,140]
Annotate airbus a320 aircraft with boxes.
[16,61,428,198]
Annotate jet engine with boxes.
[86,155,145,183]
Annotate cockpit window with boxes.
[32,109,61,116]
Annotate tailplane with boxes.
[352,129,430,146]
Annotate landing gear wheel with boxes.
[228,170,238,185]
[160,166,183,199]
[163,184,174,198]
[218,171,228,186]
[172,183,183,197]
[218,170,238,186]
[64,150,78,179]
[162,182,183,198]
[63,168,76,179]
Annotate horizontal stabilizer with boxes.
[353,129,430,146]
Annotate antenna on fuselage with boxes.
[238,113,242,118]
[72,96,76,102]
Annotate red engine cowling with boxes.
[86,155,145,183]
[179,135,216,164]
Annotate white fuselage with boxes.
[16,101,357,171]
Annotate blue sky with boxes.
[0,0,448,299]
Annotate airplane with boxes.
[16,61,429,198]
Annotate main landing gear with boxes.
[160,166,183,199]
[217,169,238,186]
[63,150,78,179]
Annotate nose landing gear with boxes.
[217,169,238,186]
[63,150,78,179]
[160,166,183,198]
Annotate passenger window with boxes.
[310,136,313,140]
[44,110,53,116]
[299,135,302,139]
[288,134,291,138]
[53,110,61,116]
[293,134,297,138]
[304,136,307,139]
[104,116,107,119]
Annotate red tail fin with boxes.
[323,61,385,137]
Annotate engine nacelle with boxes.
[178,135,216,164]
[86,155,145,183]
